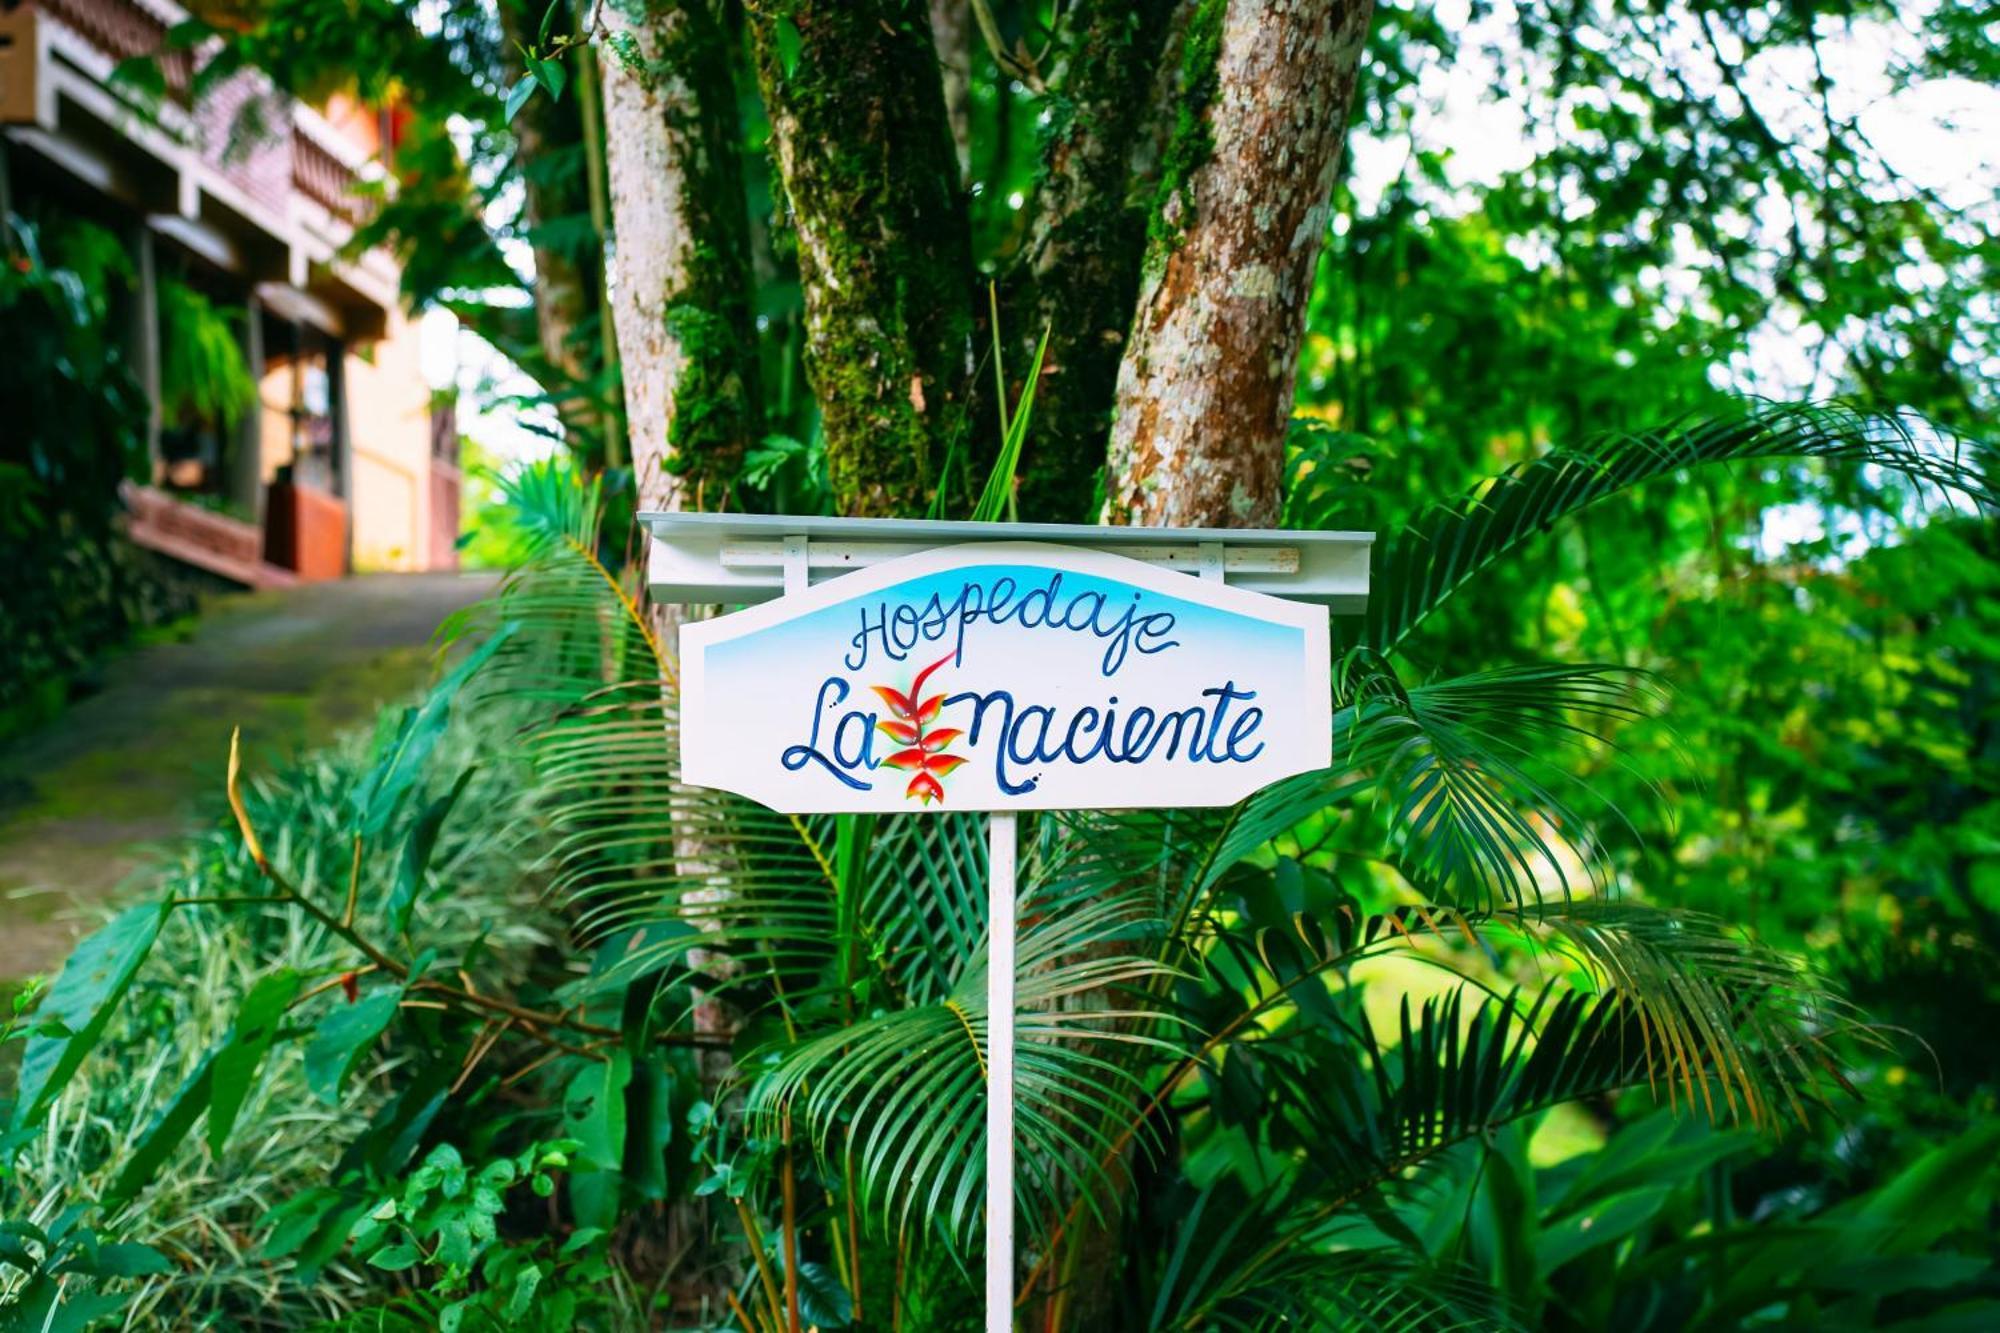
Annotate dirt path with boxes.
[0,572,499,981]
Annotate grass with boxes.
[1,698,565,1325]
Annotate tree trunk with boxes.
[1103,0,1374,529]
[1008,0,1185,523]
[930,0,973,178]
[749,0,974,518]
[601,0,761,515]
[497,0,604,456]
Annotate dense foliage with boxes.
[2,0,1997,1329]
[0,215,200,736]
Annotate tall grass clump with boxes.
[4,683,562,1325]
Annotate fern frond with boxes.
[1364,401,1993,653]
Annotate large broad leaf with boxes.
[304,986,406,1104]
[351,626,513,836]
[207,968,302,1154]
[795,1258,854,1329]
[387,766,476,935]
[1533,1184,1676,1274]
[1692,1121,2000,1321]
[566,1050,631,1231]
[105,1046,219,1206]
[11,903,167,1129]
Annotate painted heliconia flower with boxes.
[875,653,967,804]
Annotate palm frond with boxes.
[1143,1180,1516,1331]
[1363,401,1993,653]
[747,882,1181,1251]
[1177,983,1683,1326]
[859,812,993,1005]
[1217,656,1661,914]
[1197,880,1847,1130]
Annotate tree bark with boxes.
[749,0,974,518]
[1008,0,1185,522]
[930,0,973,178]
[601,0,761,514]
[498,0,605,456]
[1103,0,1374,529]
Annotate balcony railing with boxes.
[41,0,192,94]
[292,116,369,225]
[36,0,378,235]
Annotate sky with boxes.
[422,2,2000,474]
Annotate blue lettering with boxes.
[781,677,874,790]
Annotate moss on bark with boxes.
[1008,0,1184,523]
[749,0,974,518]
[1144,0,1227,262]
[654,4,761,506]
[602,0,761,512]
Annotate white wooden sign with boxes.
[679,541,1332,812]
[647,513,1368,1333]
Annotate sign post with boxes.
[985,810,1016,1333]
[643,513,1370,1332]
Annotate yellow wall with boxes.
[346,308,435,572]
[249,307,434,571]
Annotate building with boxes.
[0,0,458,586]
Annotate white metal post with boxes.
[986,811,1018,1333]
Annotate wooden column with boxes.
[131,223,163,480]
[328,341,353,572]
[229,289,264,518]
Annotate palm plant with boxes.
[9,401,1981,1328]
[460,400,1989,1329]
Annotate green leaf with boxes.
[106,1048,218,1205]
[389,768,475,935]
[530,56,567,102]
[796,1258,854,1328]
[1816,1254,1991,1297]
[503,74,538,124]
[369,1242,421,1271]
[558,1226,605,1257]
[352,625,511,836]
[43,1288,129,1333]
[304,987,405,1104]
[0,1221,42,1268]
[775,16,803,78]
[207,968,301,1155]
[565,1051,631,1231]
[1534,1184,1675,1274]
[89,1243,175,1277]
[12,903,166,1129]
[506,1261,544,1319]
[1836,1120,2000,1254]
[970,315,1051,524]
[1363,403,1993,654]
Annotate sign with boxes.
[679,540,1332,812]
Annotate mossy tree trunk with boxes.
[601,0,761,515]
[599,8,763,1312]
[931,0,974,179]
[498,0,609,461]
[1104,0,1375,528]
[748,0,975,518]
[1006,0,1186,522]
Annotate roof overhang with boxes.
[640,512,1373,612]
